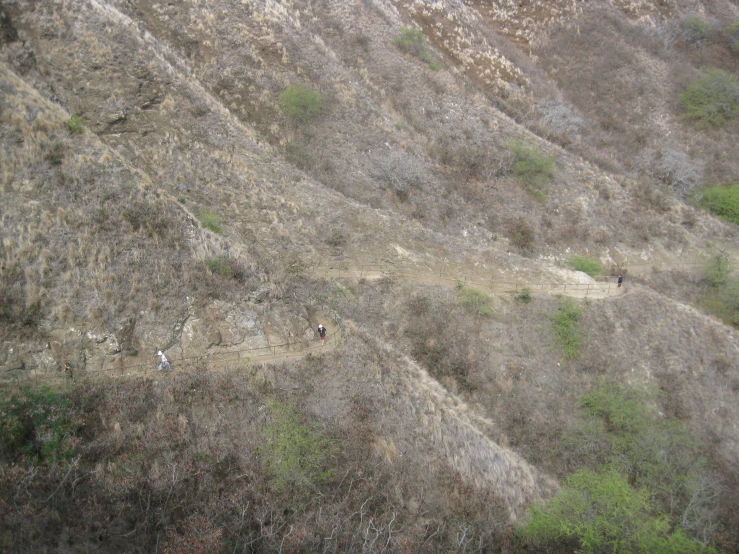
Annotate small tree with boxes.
[279,85,324,123]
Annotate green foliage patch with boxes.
[259,402,336,491]
[198,211,223,233]
[203,256,242,281]
[683,15,711,44]
[394,26,443,69]
[569,255,603,277]
[279,85,324,123]
[510,140,554,200]
[698,184,739,225]
[514,287,532,303]
[518,469,710,554]
[701,255,739,326]
[457,286,493,317]
[520,383,717,552]
[679,69,739,128]
[550,298,582,360]
[0,386,81,464]
[66,114,85,134]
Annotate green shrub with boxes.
[702,254,730,289]
[0,386,81,463]
[204,256,233,276]
[683,15,711,44]
[678,69,739,128]
[724,20,739,52]
[259,402,336,491]
[550,298,581,360]
[457,286,493,317]
[44,141,65,165]
[394,26,443,69]
[569,255,603,277]
[395,27,425,57]
[278,85,324,123]
[66,114,85,134]
[700,255,739,325]
[198,211,222,233]
[517,469,712,554]
[514,287,532,303]
[698,184,739,224]
[509,140,554,200]
[528,383,719,551]
[576,384,717,537]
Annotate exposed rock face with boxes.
[181,301,268,358]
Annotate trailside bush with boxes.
[509,140,554,200]
[569,255,603,277]
[698,184,739,225]
[278,85,324,124]
[679,69,739,128]
[457,286,493,317]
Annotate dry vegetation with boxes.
[2,0,739,551]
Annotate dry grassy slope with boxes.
[2,0,739,526]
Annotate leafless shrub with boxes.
[634,146,703,197]
[370,150,427,200]
[534,98,584,137]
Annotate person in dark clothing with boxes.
[617,274,623,288]
[317,324,327,345]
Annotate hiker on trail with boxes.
[157,351,171,371]
[617,274,623,288]
[317,324,327,345]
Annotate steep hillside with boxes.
[2,0,739,551]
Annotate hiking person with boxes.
[157,351,171,371]
[317,324,327,345]
[617,274,623,288]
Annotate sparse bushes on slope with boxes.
[278,84,324,123]
[679,69,739,128]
